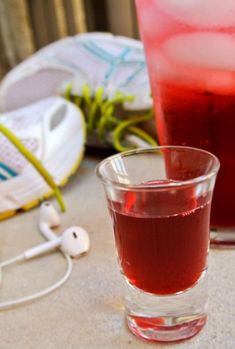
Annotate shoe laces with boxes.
[64,83,158,152]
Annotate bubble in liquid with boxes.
[157,0,235,27]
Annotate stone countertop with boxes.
[0,156,234,349]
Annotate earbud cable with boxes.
[0,253,72,310]
[0,254,25,268]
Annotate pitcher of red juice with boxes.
[135,0,235,246]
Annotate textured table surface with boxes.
[0,156,234,349]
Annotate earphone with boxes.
[0,201,90,309]
[39,202,90,257]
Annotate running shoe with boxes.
[0,96,85,220]
[0,32,152,112]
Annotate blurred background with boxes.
[0,0,139,79]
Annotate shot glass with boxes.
[96,146,219,343]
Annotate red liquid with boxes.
[108,188,210,295]
[157,83,234,227]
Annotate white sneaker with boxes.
[0,96,85,219]
[0,32,152,112]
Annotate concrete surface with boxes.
[0,156,234,349]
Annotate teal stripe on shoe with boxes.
[0,173,7,180]
[0,163,17,177]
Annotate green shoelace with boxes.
[64,84,157,152]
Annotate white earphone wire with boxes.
[0,252,72,310]
[0,201,89,310]
[0,254,25,268]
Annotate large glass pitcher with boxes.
[135,0,235,246]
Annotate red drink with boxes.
[136,0,235,228]
[157,84,235,228]
[108,186,211,295]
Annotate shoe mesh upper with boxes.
[0,135,38,174]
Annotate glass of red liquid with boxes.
[135,0,235,247]
[96,146,219,343]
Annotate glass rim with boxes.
[96,146,220,191]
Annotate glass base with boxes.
[125,272,207,343]
[126,314,207,343]
[210,229,235,248]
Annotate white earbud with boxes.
[38,201,90,257]
[39,201,61,240]
[0,202,90,269]
[24,226,90,259]
[40,201,61,227]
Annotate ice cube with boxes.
[157,0,235,27]
[136,0,171,39]
[147,50,177,79]
[163,33,235,71]
[203,72,235,95]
